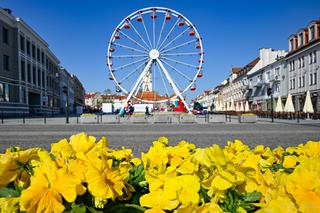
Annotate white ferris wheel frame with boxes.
[107,7,204,111]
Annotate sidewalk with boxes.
[258,117,320,126]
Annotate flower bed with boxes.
[0,133,319,213]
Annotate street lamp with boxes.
[62,85,69,124]
[267,87,274,123]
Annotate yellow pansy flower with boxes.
[0,147,39,187]
[19,152,80,213]
[0,197,20,213]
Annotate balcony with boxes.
[270,75,281,83]
[254,79,263,87]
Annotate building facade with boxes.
[0,8,85,116]
[286,20,320,112]
[72,74,85,109]
[59,67,75,114]
[0,9,23,114]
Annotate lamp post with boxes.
[62,85,69,124]
[267,87,273,123]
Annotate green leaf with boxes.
[107,204,145,213]
[0,187,20,197]
[199,186,210,203]
[87,206,103,213]
[128,164,145,186]
[243,192,261,202]
[70,203,87,213]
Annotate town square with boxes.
[0,0,320,212]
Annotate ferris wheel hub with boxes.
[149,49,160,59]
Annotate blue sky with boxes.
[1,0,320,99]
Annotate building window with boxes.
[298,77,301,88]
[37,69,41,86]
[5,84,9,102]
[292,78,295,89]
[310,73,313,85]
[266,71,270,81]
[20,35,25,52]
[310,26,315,40]
[275,84,279,92]
[32,44,36,59]
[26,40,30,55]
[42,71,45,87]
[33,66,36,85]
[41,51,44,64]
[314,72,317,85]
[21,60,25,81]
[299,33,303,46]
[2,27,8,44]
[0,83,10,102]
[301,57,305,67]
[0,83,3,102]
[290,39,294,51]
[313,51,317,63]
[309,53,312,64]
[37,48,40,62]
[302,75,305,87]
[3,55,9,71]
[27,64,31,83]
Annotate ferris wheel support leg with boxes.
[156,59,191,113]
[125,59,153,103]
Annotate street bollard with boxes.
[297,111,300,123]
[97,114,99,124]
[225,114,227,122]
[1,111,3,124]
[77,115,79,124]
[23,113,25,124]
[44,113,46,124]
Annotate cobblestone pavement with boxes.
[0,123,319,156]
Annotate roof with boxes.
[85,93,97,99]
[135,91,169,101]
[232,67,242,74]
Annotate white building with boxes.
[286,20,320,112]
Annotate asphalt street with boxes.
[0,123,319,156]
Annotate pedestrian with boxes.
[145,105,150,116]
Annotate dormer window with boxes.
[309,25,315,41]
[298,33,304,47]
[289,38,294,51]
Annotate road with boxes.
[0,123,319,156]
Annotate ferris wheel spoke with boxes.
[160,59,192,82]
[152,13,156,48]
[161,39,197,53]
[141,16,153,49]
[157,62,170,97]
[159,27,190,52]
[158,17,181,51]
[161,57,198,69]
[162,52,200,57]
[156,15,167,49]
[156,58,191,112]
[119,61,147,82]
[117,31,149,52]
[112,43,147,54]
[113,57,148,71]
[126,59,153,102]
[128,20,152,50]
[111,54,148,59]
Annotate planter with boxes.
[209,114,225,123]
[80,114,98,123]
[239,114,257,123]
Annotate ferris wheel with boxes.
[107,7,204,112]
